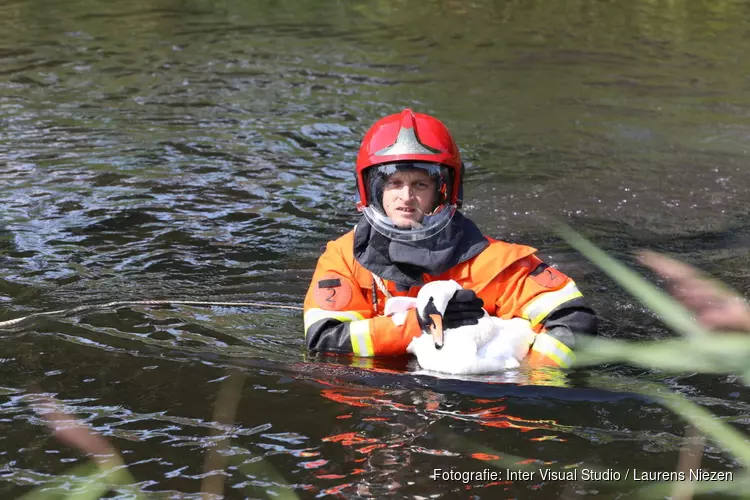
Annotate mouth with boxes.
[395,206,418,215]
[428,313,444,350]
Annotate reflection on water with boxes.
[1,0,750,496]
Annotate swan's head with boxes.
[416,280,463,350]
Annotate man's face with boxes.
[381,169,437,228]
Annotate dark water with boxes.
[1,0,750,497]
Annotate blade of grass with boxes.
[660,391,750,466]
[555,223,710,339]
[24,392,146,500]
[67,455,143,500]
[18,462,99,500]
[17,459,141,500]
[672,425,704,500]
[586,374,750,466]
[201,370,246,498]
[229,455,302,500]
[574,333,750,374]
[64,468,120,500]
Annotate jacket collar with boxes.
[353,211,489,290]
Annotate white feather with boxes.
[399,280,536,375]
[415,280,462,315]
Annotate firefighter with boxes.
[303,109,598,368]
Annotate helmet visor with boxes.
[361,162,456,242]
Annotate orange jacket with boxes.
[303,230,595,367]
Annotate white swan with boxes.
[385,280,536,375]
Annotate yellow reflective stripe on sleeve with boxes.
[351,357,374,369]
[521,281,583,327]
[304,308,365,334]
[349,319,374,357]
[531,333,575,368]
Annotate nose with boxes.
[395,184,414,200]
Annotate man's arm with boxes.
[495,255,598,368]
[303,242,423,357]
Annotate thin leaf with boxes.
[23,393,146,500]
[201,371,246,498]
[63,476,110,500]
[18,462,99,500]
[586,375,750,467]
[659,392,750,466]
[65,458,143,500]
[229,455,301,500]
[575,334,750,374]
[17,461,141,500]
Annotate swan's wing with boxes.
[409,335,514,374]
[442,315,495,347]
[485,317,536,361]
[383,296,419,326]
[407,317,534,376]
[384,296,418,316]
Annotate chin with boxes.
[392,217,421,229]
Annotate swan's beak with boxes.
[428,313,444,350]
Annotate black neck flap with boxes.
[353,211,489,290]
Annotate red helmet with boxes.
[354,110,464,241]
[355,109,463,209]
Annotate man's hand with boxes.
[417,289,485,331]
[638,250,750,333]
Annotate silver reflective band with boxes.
[531,333,575,368]
[522,281,583,327]
[374,126,442,157]
[349,320,374,357]
[304,308,365,334]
